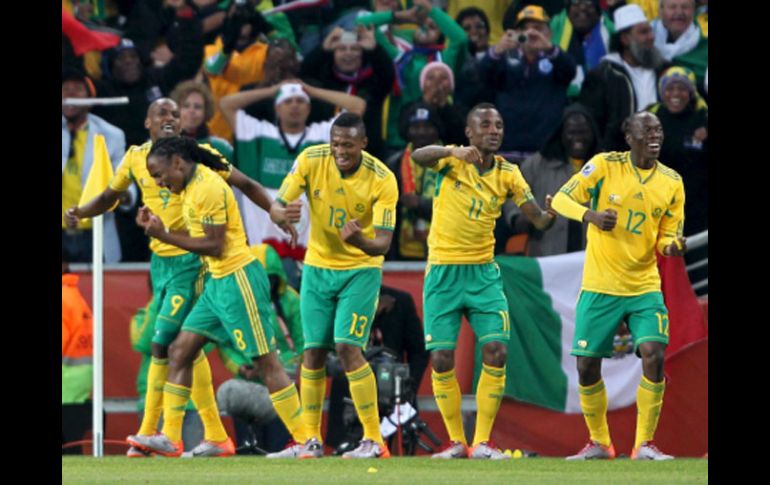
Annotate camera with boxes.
[375,361,410,409]
[518,33,528,43]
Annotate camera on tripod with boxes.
[374,360,410,410]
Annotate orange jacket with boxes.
[62,274,93,362]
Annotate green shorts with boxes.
[150,252,205,346]
[300,265,381,350]
[572,290,670,358]
[423,263,510,351]
[182,260,276,360]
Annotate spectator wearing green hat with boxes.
[645,66,707,236]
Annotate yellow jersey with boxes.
[276,144,398,270]
[181,164,254,278]
[558,151,685,296]
[110,141,232,257]
[428,153,534,264]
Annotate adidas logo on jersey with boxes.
[633,192,644,201]
[335,187,345,195]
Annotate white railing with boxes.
[685,230,708,293]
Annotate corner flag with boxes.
[79,134,118,210]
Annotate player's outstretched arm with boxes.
[228,167,272,213]
[64,187,123,228]
[340,221,393,256]
[519,198,556,231]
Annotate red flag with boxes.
[657,253,708,355]
[62,9,120,56]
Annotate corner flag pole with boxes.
[92,214,104,457]
[79,134,117,458]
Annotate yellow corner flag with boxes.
[78,134,119,210]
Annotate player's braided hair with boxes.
[148,136,230,171]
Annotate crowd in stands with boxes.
[62,0,708,264]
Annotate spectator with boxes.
[578,4,669,151]
[356,0,421,48]
[170,80,234,161]
[220,81,366,284]
[453,7,494,109]
[357,0,468,156]
[122,0,236,62]
[502,103,600,256]
[386,101,445,260]
[651,0,707,91]
[549,0,616,98]
[62,68,127,263]
[645,66,707,235]
[300,26,395,160]
[62,261,93,455]
[92,3,204,147]
[286,0,374,56]
[479,5,576,163]
[446,0,514,45]
[239,38,303,123]
[402,61,466,147]
[202,0,276,140]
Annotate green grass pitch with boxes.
[63,456,707,484]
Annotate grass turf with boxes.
[63,456,707,484]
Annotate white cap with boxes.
[613,4,648,31]
[274,83,310,106]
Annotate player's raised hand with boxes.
[340,219,363,243]
[451,145,483,166]
[664,236,687,256]
[587,208,617,231]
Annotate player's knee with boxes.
[303,348,327,370]
[431,350,455,373]
[576,357,602,385]
[638,342,665,372]
[482,341,507,367]
[253,353,280,380]
[168,339,196,370]
[150,342,169,359]
[335,343,363,366]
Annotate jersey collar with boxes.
[628,152,658,185]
